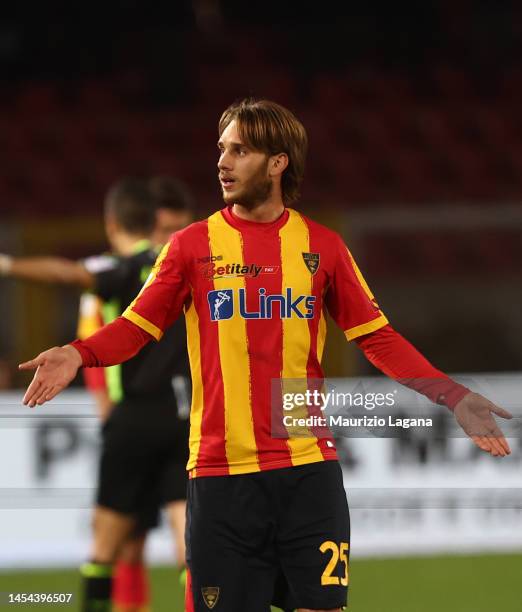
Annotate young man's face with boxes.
[218,120,272,208]
[151,208,193,247]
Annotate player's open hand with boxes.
[18,345,82,407]
[453,392,512,457]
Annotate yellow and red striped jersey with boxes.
[123,207,388,477]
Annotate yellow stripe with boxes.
[208,211,258,474]
[77,294,103,339]
[346,247,376,301]
[185,298,204,472]
[122,309,163,341]
[345,313,388,341]
[344,245,388,340]
[279,209,324,466]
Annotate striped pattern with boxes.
[123,207,388,477]
[184,299,205,475]
[344,246,388,340]
[207,212,258,474]
[279,210,325,465]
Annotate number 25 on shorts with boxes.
[319,541,349,586]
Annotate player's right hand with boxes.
[18,345,82,407]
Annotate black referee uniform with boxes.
[84,239,190,530]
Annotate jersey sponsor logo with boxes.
[197,254,223,263]
[208,288,316,321]
[302,252,320,275]
[201,587,220,609]
[208,290,234,320]
[202,262,279,279]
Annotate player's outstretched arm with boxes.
[355,324,513,457]
[326,235,512,457]
[453,392,512,457]
[19,317,153,408]
[19,345,83,407]
[0,253,93,287]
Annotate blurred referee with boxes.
[0,177,195,612]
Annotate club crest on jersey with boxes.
[302,252,320,275]
[207,288,316,321]
[201,587,220,609]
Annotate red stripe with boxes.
[185,568,194,612]
[305,217,338,460]
[112,561,149,606]
[242,229,292,470]
[194,222,229,474]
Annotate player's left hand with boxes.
[453,392,512,457]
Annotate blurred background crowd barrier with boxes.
[0,374,521,569]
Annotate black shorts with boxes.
[97,398,189,531]
[186,460,350,612]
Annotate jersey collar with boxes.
[221,206,289,232]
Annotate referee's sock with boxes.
[80,561,113,612]
[178,565,187,588]
[112,560,150,612]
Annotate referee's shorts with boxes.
[97,397,189,531]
